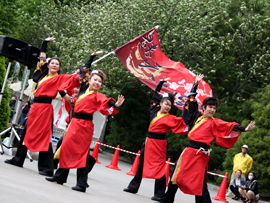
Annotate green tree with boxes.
[223,85,270,194]
[0,56,11,134]
[106,82,151,158]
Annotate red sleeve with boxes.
[168,115,188,135]
[212,118,241,149]
[96,93,119,115]
[58,74,80,92]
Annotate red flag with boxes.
[114,27,213,111]
[54,98,65,127]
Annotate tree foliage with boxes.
[223,85,270,194]
[0,56,11,134]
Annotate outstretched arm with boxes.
[39,37,55,59]
[83,50,104,69]
[233,121,256,132]
[189,74,204,96]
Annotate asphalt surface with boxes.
[0,152,260,203]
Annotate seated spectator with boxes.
[229,169,245,200]
[239,172,259,203]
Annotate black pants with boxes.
[230,185,240,197]
[159,168,211,203]
[8,125,54,175]
[53,136,63,169]
[53,154,96,188]
[127,142,166,198]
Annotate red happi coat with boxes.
[142,81,187,179]
[24,73,79,152]
[59,90,118,169]
[172,96,241,196]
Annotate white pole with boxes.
[92,51,115,65]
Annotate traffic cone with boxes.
[105,145,121,171]
[92,139,101,164]
[165,158,171,186]
[126,150,141,176]
[212,172,229,203]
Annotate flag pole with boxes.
[92,51,115,65]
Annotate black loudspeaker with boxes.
[25,45,40,68]
[0,35,28,63]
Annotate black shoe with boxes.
[123,187,137,194]
[4,159,23,167]
[72,185,86,192]
[39,171,53,177]
[45,176,63,185]
[151,196,162,201]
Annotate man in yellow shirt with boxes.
[226,144,253,197]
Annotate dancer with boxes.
[53,87,80,169]
[4,37,102,176]
[123,79,187,201]
[45,69,125,193]
[157,74,256,203]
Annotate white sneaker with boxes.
[226,192,232,197]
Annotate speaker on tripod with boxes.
[0,35,28,63]
[0,35,40,68]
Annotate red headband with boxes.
[203,103,217,107]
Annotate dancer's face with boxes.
[89,74,102,91]
[160,99,172,114]
[48,59,60,74]
[203,105,216,118]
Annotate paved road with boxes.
[0,153,245,203]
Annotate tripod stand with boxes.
[0,63,33,161]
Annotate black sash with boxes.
[33,97,52,104]
[73,112,93,120]
[186,140,209,150]
[147,132,166,140]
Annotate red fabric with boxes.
[60,93,118,169]
[24,74,79,152]
[149,114,188,135]
[143,138,167,179]
[114,28,212,111]
[143,114,187,179]
[175,118,241,195]
[188,118,240,147]
[176,148,210,196]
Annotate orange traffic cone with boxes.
[212,172,229,203]
[165,158,171,186]
[92,139,101,164]
[126,150,141,176]
[105,145,121,171]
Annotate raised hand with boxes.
[45,37,56,41]
[195,74,204,84]
[115,95,125,107]
[92,50,104,55]
[245,121,256,132]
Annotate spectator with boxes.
[239,172,259,203]
[229,169,245,200]
[17,101,31,128]
[227,144,253,197]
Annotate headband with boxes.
[203,103,217,107]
